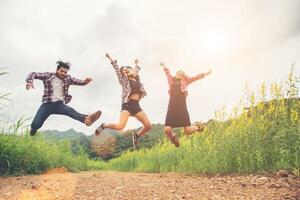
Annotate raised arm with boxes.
[134,59,141,73]
[106,53,114,63]
[106,53,124,84]
[25,72,51,90]
[160,62,173,86]
[186,68,212,84]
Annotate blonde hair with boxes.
[174,70,186,80]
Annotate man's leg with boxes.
[30,103,54,136]
[54,102,100,126]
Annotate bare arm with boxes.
[106,53,114,63]
[134,59,141,73]
[160,62,173,86]
[187,68,212,84]
[106,53,124,84]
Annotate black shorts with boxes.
[121,100,142,116]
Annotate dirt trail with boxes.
[0,170,299,200]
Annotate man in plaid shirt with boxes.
[26,61,101,136]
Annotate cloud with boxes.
[0,0,300,134]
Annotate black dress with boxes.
[165,79,191,127]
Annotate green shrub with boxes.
[104,67,300,174]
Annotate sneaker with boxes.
[95,123,105,136]
[195,121,205,132]
[170,134,180,147]
[85,110,102,126]
[132,132,139,149]
[30,129,37,136]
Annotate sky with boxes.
[0,0,300,135]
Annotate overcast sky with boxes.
[0,0,300,135]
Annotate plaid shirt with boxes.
[163,67,205,96]
[26,72,87,104]
[111,60,147,104]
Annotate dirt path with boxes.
[0,170,299,200]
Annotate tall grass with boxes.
[0,70,104,175]
[0,68,11,109]
[0,132,105,175]
[104,67,300,174]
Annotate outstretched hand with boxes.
[134,59,139,66]
[106,53,113,62]
[160,62,166,69]
[206,68,212,76]
[26,83,34,90]
[84,77,93,84]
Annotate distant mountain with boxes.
[89,124,167,159]
[41,124,171,160]
[42,128,86,140]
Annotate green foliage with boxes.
[42,129,86,140]
[0,68,8,76]
[103,67,300,174]
[0,69,11,107]
[42,126,165,161]
[0,132,104,175]
[112,124,166,157]
[0,71,104,175]
[1,67,300,175]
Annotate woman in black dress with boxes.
[161,62,211,147]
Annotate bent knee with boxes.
[183,127,189,133]
[164,126,172,133]
[144,124,152,131]
[31,121,43,130]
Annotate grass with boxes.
[102,67,300,174]
[0,132,105,175]
[0,69,104,176]
[1,67,299,176]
